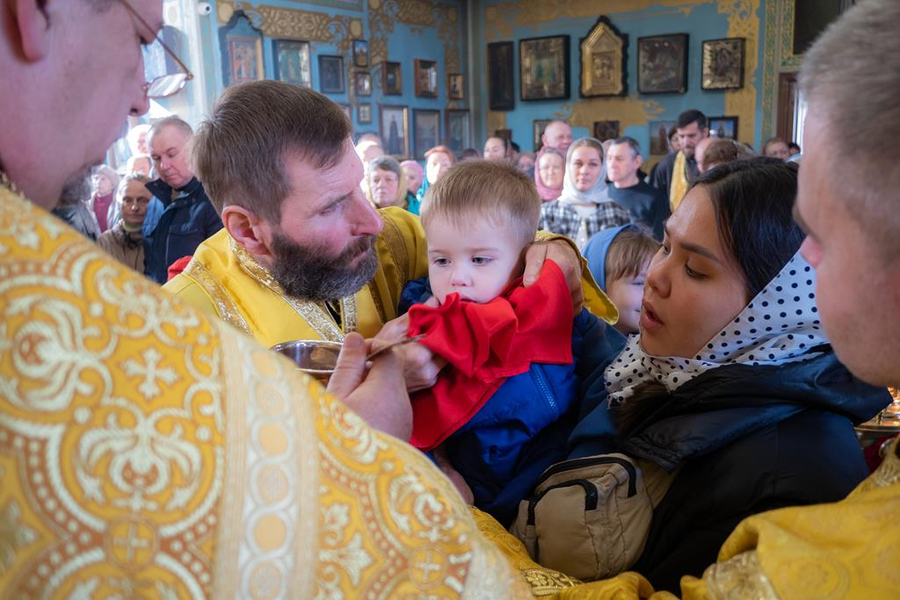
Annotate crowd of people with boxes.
[1,0,898,597]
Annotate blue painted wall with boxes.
[181,0,469,159]
[476,0,768,158]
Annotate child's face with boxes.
[607,260,650,335]
[426,216,525,305]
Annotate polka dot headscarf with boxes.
[605,251,827,404]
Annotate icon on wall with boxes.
[383,61,403,95]
[353,39,369,68]
[701,38,745,90]
[380,105,410,158]
[273,39,311,87]
[708,116,739,140]
[219,10,264,87]
[487,41,515,111]
[638,34,689,94]
[355,71,373,96]
[358,103,373,124]
[447,73,464,99]
[414,59,439,98]
[318,55,345,94]
[519,35,570,101]
[580,16,627,97]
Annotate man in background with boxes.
[650,109,708,211]
[540,120,574,155]
[144,115,222,282]
[605,136,668,239]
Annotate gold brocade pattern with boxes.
[0,186,532,598]
[230,238,353,340]
[183,256,251,334]
[702,550,779,600]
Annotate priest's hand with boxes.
[327,332,412,441]
[523,238,584,313]
[375,300,447,392]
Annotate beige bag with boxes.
[510,453,675,582]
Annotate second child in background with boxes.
[400,160,625,525]
[583,224,660,336]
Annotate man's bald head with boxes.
[541,121,574,155]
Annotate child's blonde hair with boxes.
[420,160,540,249]
[605,227,660,283]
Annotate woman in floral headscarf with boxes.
[533,146,565,202]
[538,158,889,593]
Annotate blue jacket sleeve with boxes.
[567,309,627,459]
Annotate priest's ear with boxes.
[8,0,51,61]
[221,205,275,261]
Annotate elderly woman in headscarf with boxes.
[412,145,456,215]
[539,137,632,249]
[534,146,565,202]
[366,156,411,211]
[89,164,120,233]
[97,173,151,273]
[400,159,423,199]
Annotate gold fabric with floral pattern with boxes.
[0,187,531,598]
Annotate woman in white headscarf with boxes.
[548,158,888,593]
[538,137,631,249]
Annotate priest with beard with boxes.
[164,81,604,391]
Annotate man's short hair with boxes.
[703,139,754,170]
[192,81,351,222]
[676,109,707,130]
[605,227,660,285]
[147,116,193,142]
[420,160,540,250]
[611,136,641,158]
[800,0,900,257]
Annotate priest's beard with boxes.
[269,232,379,302]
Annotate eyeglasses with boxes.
[120,0,194,99]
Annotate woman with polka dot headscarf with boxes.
[564,158,890,593]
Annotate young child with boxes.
[402,160,625,525]
[583,224,660,335]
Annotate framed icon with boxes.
[353,39,369,68]
[701,38,745,90]
[445,109,471,155]
[272,39,311,87]
[414,59,438,98]
[358,103,373,124]
[520,35,570,101]
[383,61,402,95]
[318,55,345,94]
[413,109,441,160]
[380,104,410,158]
[220,11,264,87]
[637,34,689,94]
[579,16,627,97]
[487,41,515,110]
[708,116,739,140]
[447,73,464,99]
[355,71,372,96]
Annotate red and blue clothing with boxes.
[403,262,625,525]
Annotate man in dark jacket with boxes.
[649,109,707,211]
[143,116,222,283]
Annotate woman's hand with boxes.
[523,239,584,312]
